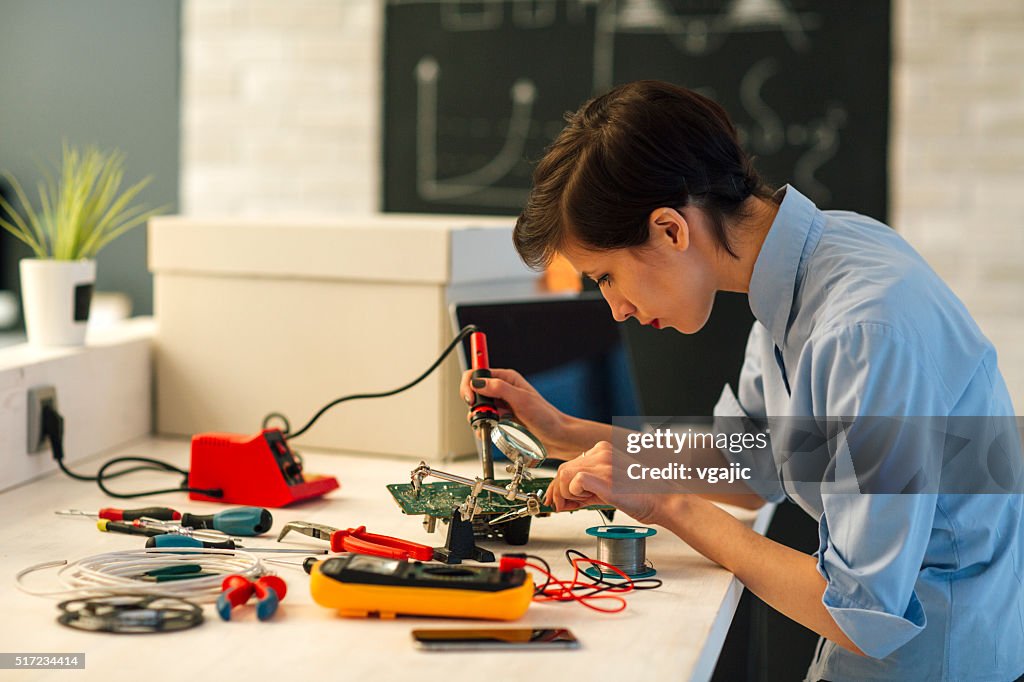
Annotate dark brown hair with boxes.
[514,80,773,270]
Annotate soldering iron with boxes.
[467,330,499,480]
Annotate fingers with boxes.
[461,368,531,401]
[488,368,529,388]
[465,376,526,407]
[544,445,613,511]
[461,371,506,403]
[568,471,611,501]
[547,471,600,511]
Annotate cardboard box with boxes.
[148,214,536,459]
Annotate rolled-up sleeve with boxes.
[714,322,785,503]
[803,323,950,659]
[817,493,931,658]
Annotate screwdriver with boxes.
[178,507,273,537]
[468,331,498,480]
[57,507,182,522]
[145,535,327,553]
[97,520,166,537]
[97,519,237,543]
[146,535,237,550]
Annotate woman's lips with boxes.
[651,319,661,329]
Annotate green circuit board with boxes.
[386,477,612,518]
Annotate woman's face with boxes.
[559,207,720,334]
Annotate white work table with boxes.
[1,437,772,682]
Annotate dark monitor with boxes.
[451,294,642,427]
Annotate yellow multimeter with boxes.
[307,555,534,620]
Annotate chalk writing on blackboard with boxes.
[385,0,888,220]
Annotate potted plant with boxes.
[0,144,164,346]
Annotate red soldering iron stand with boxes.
[188,429,339,508]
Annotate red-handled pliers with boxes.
[276,522,434,561]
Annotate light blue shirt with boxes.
[714,186,1024,681]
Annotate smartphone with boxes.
[412,627,580,651]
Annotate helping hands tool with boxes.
[408,415,548,528]
[462,331,549,522]
[408,457,548,564]
[388,328,552,563]
[217,574,288,621]
[410,463,543,524]
[277,522,434,561]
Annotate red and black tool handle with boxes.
[99,507,181,522]
[469,331,498,425]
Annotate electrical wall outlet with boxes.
[27,385,58,454]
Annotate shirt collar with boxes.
[748,185,823,348]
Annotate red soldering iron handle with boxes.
[468,332,498,422]
[470,332,490,371]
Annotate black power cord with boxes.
[42,403,223,499]
[263,324,479,440]
[46,324,481,498]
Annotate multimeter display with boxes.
[345,556,401,575]
[309,555,535,620]
[318,555,526,592]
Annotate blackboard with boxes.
[382,0,891,418]
[383,0,891,221]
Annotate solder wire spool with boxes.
[584,526,657,580]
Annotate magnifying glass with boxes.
[490,418,547,468]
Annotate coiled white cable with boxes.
[16,548,266,604]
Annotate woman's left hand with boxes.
[543,441,662,525]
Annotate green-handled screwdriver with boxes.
[179,507,273,537]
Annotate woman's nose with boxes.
[604,293,636,322]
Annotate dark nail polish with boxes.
[471,379,485,388]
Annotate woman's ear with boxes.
[648,207,690,252]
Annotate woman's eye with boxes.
[596,274,611,287]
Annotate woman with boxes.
[461,81,1024,681]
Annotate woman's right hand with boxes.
[460,368,577,458]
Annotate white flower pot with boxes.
[19,258,96,346]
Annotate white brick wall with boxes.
[181,0,1024,407]
[892,0,1024,408]
[181,0,380,215]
